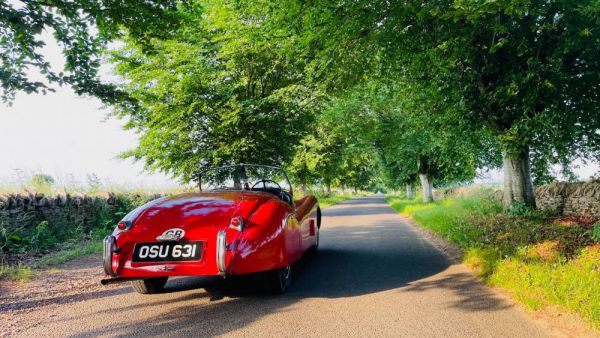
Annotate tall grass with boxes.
[386,194,600,329]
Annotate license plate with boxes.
[132,241,203,262]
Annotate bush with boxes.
[29,174,55,195]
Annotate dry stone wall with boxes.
[0,192,160,256]
[535,182,600,217]
[436,182,600,217]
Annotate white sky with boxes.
[0,26,181,190]
[0,89,181,190]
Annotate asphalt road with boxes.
[12,196,548,337]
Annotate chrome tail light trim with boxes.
[216,230,227,275]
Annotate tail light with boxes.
[229,216,244,231]
[116,220,132,231]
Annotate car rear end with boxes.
[101,191,279,287]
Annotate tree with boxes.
[0,0,184,103]
[288,136,321,195]
[30,174,54,194]
[375,85,491,203]
[111,2,317,183]
[381,0,600,208]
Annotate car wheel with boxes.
[131,277,168,294]
[267,264,292,294]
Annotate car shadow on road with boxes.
[0,286,130,313]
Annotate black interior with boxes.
[250,179,293,206]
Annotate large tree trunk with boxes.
[301,181,307,196]
[326,181,331,196]
[419,174,434,203]
[406,184,414,199]
[502,148,536,209]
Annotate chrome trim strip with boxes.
[216,230,227,275]
[282,214,290,230]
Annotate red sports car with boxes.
[101,164,320,294]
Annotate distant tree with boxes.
[0,0,184,103]
[288,136,321,195]
[86,173,103,192]
[30,174,54,194]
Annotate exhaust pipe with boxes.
[100,277,143,285]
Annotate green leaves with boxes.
[0,0,185,103]
[112,1,317,183]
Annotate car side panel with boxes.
[294,196,319,252]
[229,200,295,275]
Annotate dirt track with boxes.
[1,196,553,337]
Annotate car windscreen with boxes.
[200,165,292,193]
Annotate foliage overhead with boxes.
[0,0,184,103]
[6,0,599,196]
[112,3,318,182]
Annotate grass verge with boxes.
[386,194,600,329]
[1,234,106,282]
[316,193,357,208]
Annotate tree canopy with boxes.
[0,0,183,103]
[3,0,599,209]
[111,2,318,182]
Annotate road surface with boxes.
[3,196,548,337]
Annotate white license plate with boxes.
[132,241,202,262]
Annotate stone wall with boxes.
[535,182,600,217]
[436,182,600,217]
[0,192,160,255]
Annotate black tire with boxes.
[317,207,322,229]
[310,207,321,253]
[131,277,168,294]
[267,264,292,294]
[310,226,320,253]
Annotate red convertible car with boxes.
[101,164,320,294]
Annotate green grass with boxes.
[386,194,600,329]
[0,231,107,282]
[34,241,103,267]
[0,263,37,283]
[316,194,355,208]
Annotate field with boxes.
[386,192,600,329]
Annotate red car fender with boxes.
[229,200,296,275]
